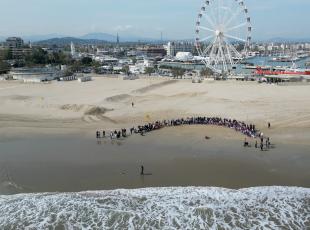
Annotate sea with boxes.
[0,127,310,229]
[0,187,309,229]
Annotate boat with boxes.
[255,67,310,76]
[269,55,300,62]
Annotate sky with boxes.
[0,0,309,40]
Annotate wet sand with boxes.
[1,126,309,195]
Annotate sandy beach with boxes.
[0,76,310,194]
[1,76,310,230]
[1,75,310,142]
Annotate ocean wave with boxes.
[0,187,309,229]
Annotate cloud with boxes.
[114,25,133,31]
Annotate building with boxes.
[129,59,154,74]
[137,46,166,58]
[166,42,195,57]
[11,48,32,60]
[175,52,194,61]
[8,67,58,83]
[6,37,24,49]
[5,37,31,59]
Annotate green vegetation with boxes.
[171,67,186,78]
[2,46,100,75]
[145,67,155,76]
[24,48,73,66]
[0,61,10,74]
[25,48,49,65]
[200,68,214,77]
[0,48,13,60]
[68,57,100,74]
[0,49,12,74]
[122,65,130,75]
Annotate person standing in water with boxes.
[132,102,134,107]
[140,165,144,175]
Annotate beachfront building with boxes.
[93,54,119,65]
[137,46,166,58]
[129,59,154,74]
[166,42,195,57]
[8,67,58,83]
[175,52,194,62]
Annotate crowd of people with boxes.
[96,116,262,140]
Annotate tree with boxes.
[0,61,10,74]
[64,69,73,77]
[131,57,137,65]
[200,68,214,78]
[144,67,155,76]
[49,51,71,65]
[25,48,48,66]
[81,57,93,66]
[0,49,12,60]
[171,67,185,79]
[70,61,82,73]
[92,61,101,74]
[122,65,130,75]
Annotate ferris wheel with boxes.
[195,0,251,75]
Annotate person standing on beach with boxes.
[132,102,134,107]
[268,122,271,129]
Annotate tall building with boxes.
[71,42,76,57]
[116,33,120,45]
[166,41,195,57]
[5,37,30,60]
[137,46,166,58]
[6,37,24,49]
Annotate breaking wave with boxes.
[0,187,309,229]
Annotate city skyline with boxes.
[0,0,309,40]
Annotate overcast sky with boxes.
[0,0,309,40]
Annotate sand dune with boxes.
[132,80,177,94]
[105,94,132,103]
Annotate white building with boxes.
[129,59,154,74]
[9,68,58,83]
[166,42,194,57]
[175,52,193,61]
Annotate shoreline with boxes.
[0,77,310,194]
[1,125,309,195]
[1,186,309,229]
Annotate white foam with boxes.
[0,186,309,229]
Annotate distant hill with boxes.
[35,37,110,46]
[80,32,158,43]
[80,33,117,42]
[22,34,67,42]
[266,37,310,43]
[35,35,166,46]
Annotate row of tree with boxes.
[0,46,103,75]
[0,49,12,74]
